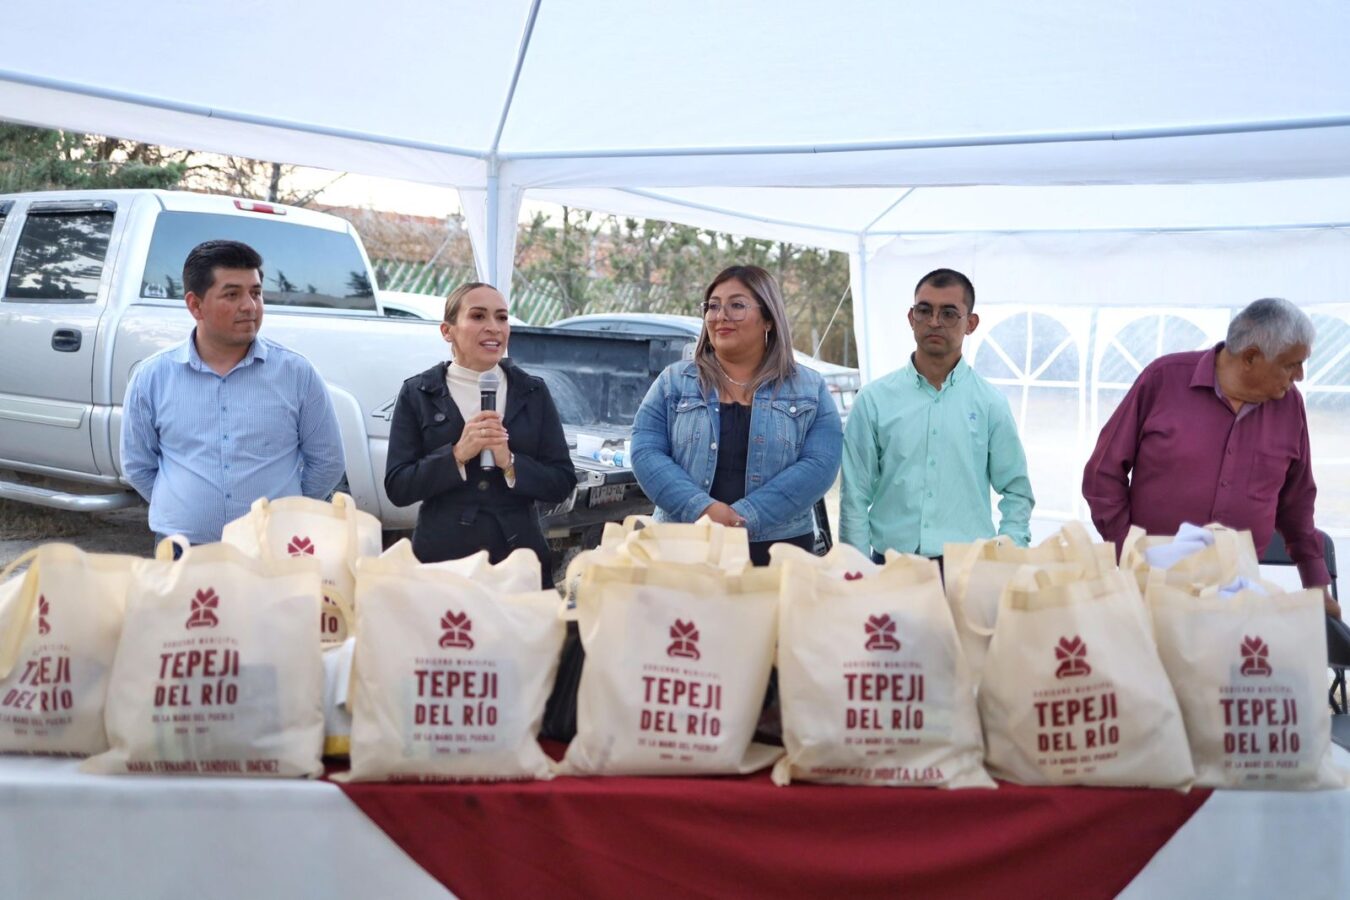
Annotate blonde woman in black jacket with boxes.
[384,282,575,587]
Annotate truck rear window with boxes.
[5,210,114,302]
[140,211,376,312]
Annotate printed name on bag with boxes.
[1220,636,1302,762]
[1033,638,1120,771]
[38,595,50,636]
[411,611,500,750]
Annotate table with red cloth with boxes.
[1,744,1346,899]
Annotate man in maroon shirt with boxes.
[1083,298,1339,618]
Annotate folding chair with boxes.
[1260,530,1348,726]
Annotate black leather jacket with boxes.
[384,359,576,586]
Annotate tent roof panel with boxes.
[500,0,1350,154]
[6,0,532,154]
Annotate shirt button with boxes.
[931,429,938,436]
[789,406,796,413]
[928,459,936,466]
[1220,480,1229,488]
[710,442,718,450]
[927,491,934,498]
[477,480,489,491]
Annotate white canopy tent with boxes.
[4,0,1350,529]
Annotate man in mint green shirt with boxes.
[841,268,1033,563]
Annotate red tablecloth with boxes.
[337,744,1210,900]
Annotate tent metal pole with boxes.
[862,188,915,233]
[485,159,500,293]
[490,0,543,154]
[600,188,860,238]
[854,234,872,383]
[500,115,1350,160]
[0,69,487,159]
[866,222,1350,237]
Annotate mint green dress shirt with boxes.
[840,356,1034,556]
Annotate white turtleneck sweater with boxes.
[446,362,512,485]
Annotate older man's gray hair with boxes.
[1225,298,1316,358]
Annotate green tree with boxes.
[0,125,188,192]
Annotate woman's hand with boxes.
[454,411,510,467]
[701,500,746,528]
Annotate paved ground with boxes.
[0,499,153,571]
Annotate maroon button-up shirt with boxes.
[1083,344,1329,587]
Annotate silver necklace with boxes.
[717,361,753,388]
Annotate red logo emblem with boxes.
[1054,635,1091,679]
[667,619,701,660]
[439,611,474,650]
[843,571,864,581]
[287,536,316,556]
[186,588,220,630]
[38,595,50,636]
[864,614,901,651]
[1239,635,1272,677]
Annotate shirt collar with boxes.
[1189,342,1223,390]
[179,329,267,373]
[908,354,967,388]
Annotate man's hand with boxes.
[701,501,746,528]
[1325,586,1342,620]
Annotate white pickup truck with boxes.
[0,190,671,566]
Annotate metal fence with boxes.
[373,259,688,325]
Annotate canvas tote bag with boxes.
[560,561,781,776]
[978,566,1195,787]
[344,553,564,781]
[1148,576,1347,789]
[221,492,379,645]
[0,545,135,755]
[772,552,993,788]
[1121,523,1261,595]
[222,494,376,755]
[562,517,752,604]
[84,541,325,777]
[768,540,882,581]
[945,522,1115,684]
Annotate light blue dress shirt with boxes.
[120,331,346,544]
[840,356,1033,556]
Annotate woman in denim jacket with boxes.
[631,265,843,565]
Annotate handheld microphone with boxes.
[477,370,500,470]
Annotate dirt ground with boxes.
[0,483,845,572]
[0,498,153,571]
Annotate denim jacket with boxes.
[630,360,843,542]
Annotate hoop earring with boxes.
[764,330,770,347]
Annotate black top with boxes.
[383,359,577,587]
[710,402,752,505]
[710,402,814,566]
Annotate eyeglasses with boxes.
[910,303,966,325]
[701,300,759,321]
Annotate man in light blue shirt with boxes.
[121,240,345,545]
[840,268,1033,564]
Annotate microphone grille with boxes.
[478,370,500,391]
